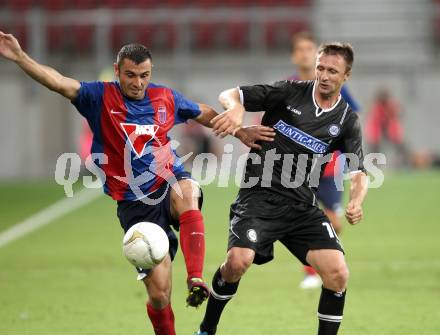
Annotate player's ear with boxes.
[113,62,119,78]
[344,69,352,81]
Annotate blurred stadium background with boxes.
[0,1,439,334]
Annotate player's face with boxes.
[114,58,152,100]
[315,53,350,98]
[291,39,317,73]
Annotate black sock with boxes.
[199,267,240,334]
[317,287,346,335]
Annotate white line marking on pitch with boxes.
[0,188,102,248]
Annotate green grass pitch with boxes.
[0,171,439,334]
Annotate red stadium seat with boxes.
[71,0,97,9]
[127,0,157,8]
[227,21,249,49]
[111,24,138,51]
[192,22,220,49]
[105,0,126,9]
[162,0,187,7]
[223,0,253,7]
[40,0,66,11]
[0,21,27,49]
[46,25,65,51]
[72,25,95,52]
[196,0,219,8]
[265,20,309,49]
[136,23,176,50]
[8,0,34,11]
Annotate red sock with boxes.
[304,265,317,276]
[179,209,205,280]
[146,303,175,335]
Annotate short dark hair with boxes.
[116,43,152,68]
[291,31,316,51]
[317,42,354,72]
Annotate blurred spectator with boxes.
[410,151,440,170]
[365,87,408,167]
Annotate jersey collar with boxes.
[312,81,342,117]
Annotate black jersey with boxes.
[238,80,365,206]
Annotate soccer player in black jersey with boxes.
[196,43,369,335]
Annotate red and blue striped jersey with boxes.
[72,81,201,201]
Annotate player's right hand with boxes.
[0,32,23,62]
[234,125,275,149]
[345,201,363,225]
[211,104,245,138]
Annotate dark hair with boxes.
[116,43,152,67]
[317,42,354,72]
[291,31,316,51]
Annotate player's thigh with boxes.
[279,207,343,266]
[169,178,202,218]
[117,199,179,279]
[306,248,347,277]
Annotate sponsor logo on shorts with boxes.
[328,124,341,137]
[274,120,329,154]
[246,229,258,243]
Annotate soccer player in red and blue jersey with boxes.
[0,32,275,335]
[289,31,361,289]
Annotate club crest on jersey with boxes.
[328,124,341,137]
[158,106,167,124]
[120,123,159,157]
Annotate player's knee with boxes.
[223,252,253,281]
[324,264,349,291]
[171,180,201,214]
[147,288,171,309]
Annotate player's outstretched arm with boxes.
[345,171,368,225]
[194,103,275,149]
[211,88,246,138]
[0,31,80,100]
[194,103,219,128]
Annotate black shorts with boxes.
[117,171,203,279]
[228,189,344,265]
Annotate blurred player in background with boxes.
[289,31,361,289]
[197,42,368,335]
[365,86,407,167]
[0,31,274,335]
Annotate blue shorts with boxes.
[316,176,343,214]
[116,171,202,280]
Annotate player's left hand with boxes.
[234,125,275,149]
[211,104,245,138]
[0,31,23,62]
[345,201,363,225]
